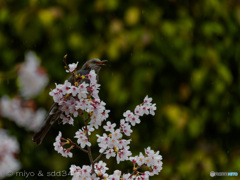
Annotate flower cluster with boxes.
[49,70,110,128]
[66,62,79,73]
[70,161,108,179]
[130,147,163,179]
[18,51,49,98]
[0,51,49,179]
[0,129,20,179]
[70,161,131,179]
[0,96,46,132]
[53,131,73,158]
[97,122,132,164]
[51,68,162,179]
[74,126,93,148]
[96,95,157,164]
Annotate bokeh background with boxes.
[1,0,240,179]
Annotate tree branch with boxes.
[63,54,76,83]
[129,164,146,178]
[68,139,88,154]
[82,113,94,173]
[93,148,108,163]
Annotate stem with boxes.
[93,148,108,163]
[129,164,146,178]
[87,145,94,173]
[69,140,88,154]
[82,113,94,173]
[63,54,76,83]
[61,137,88,153]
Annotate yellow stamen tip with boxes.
[113,146,118,152]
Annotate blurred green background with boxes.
[1,0,240,179]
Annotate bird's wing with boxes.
[47,102,61,125]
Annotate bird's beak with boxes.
[96,60,108,66]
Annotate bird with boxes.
[32,59,107,145]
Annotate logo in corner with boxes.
[210,171,215,177]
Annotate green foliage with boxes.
[1,0,240,179]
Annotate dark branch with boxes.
[129,164,146,178]
[93,148,108,163]
[69,139,88,154]
[82,113,94,173]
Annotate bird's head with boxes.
[81,59,107,73]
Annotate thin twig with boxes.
[87,145,94,173]
[82,113,95,173]
[63,54,76,83]
[129,164,146,178]
[69,139,88,153]
[93,148,108,163]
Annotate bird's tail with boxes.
[33,102,61,145]
[32,118,52,145]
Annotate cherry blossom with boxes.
[74,128,91,148]
[129,147,163,178]
[49,66,162,179]
[0,96,46,132]
[60,114,74,125]
[53,131,73,158]
[70,161,109,179]
[66,62,79,73]
[120,119,132,136]
[0,129,20,179]
[103,121,116,133]
[18,51,49,98]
